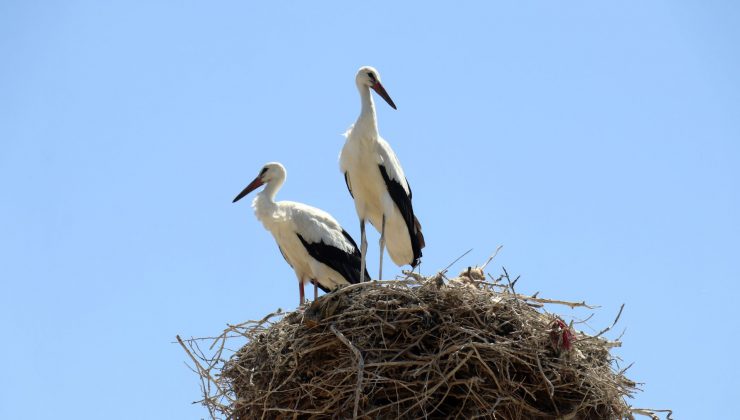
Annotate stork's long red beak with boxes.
[233,176,264,203]
[371,82,397,110]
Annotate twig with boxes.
[480,245,503,271]
[596,304,625,338]
[438,248,473,274]
[631,408,674,420]
[176,335,233,414]
[502,267,522,311]
[330,324,365,420]
[518,295,598,309]
[535,353,555,399]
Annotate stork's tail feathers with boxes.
[414,216,425,250]
[411,216,425,267]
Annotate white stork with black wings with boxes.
[339,66,425,281]
[233,162,368,305]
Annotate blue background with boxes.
[2,1,738,418]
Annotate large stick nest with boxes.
[179,268,671,419]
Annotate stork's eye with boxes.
[260,167,268,176]
[367,72,376,81]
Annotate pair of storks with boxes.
[233,67,425,304]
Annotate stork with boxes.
[339,66,425,282]
[233,162,368,305]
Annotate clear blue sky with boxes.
[2,1,738,418]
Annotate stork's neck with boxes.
[355,84,378,133]
[253,178,282,218]
[263,179,283,202]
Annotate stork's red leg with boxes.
[313,281,318,301]
[299,281,305,305]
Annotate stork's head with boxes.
[356,66,397,110]
[233,162,286,203]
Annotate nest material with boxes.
[179,269,671,419]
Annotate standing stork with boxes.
[339,66,425,282]
[233,162,368,305]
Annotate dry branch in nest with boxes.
[178,269,671,419]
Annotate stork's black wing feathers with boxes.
[343,172,354,198]
[340,228,361,251]
[297,231,368,288]
[378,164,423,267]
